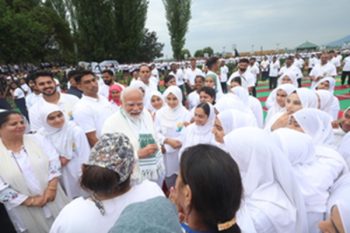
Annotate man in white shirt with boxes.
[73,70,115,147]
[308,54,319,74]
[279,56,303,87]
[29,71,79,131]
[150,63,160,85]
[341,53,350,86]
[260,56,270,81]
[309,52,337,88]
[219,59,229,93]
[330,50,342,74]
[99,69,124,98]
[227,58,255,91]
[294,53,305,70]
[185,58,204,90]
[247,57,260,96]
[268,56,280,89]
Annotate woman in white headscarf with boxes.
[319,173,350,233]
[154,86,191,189]
[231,86,263,128]
[290,108,334,146]
[273,128,345,233]
[265,88,318,132]
[265,72,299,110]
[38,103,90,199]
[224,127,308,233]
[214,92,253,116]
[181,102,216,155]
[333,107,350,147]
[149,91,163,120]
[265,84,297,125]
[316,90,340,120]
[313,77,336,93]
[212,109,258,148]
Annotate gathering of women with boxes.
[0,49,349,233]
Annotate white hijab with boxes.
[38,103,76,159]
[293,108,334,146]
[181,103,216,152]
[272,128,333,213]
[217,109,258,135]
[231,86,249,105]
[327,173,350,233]
[295,88,318,109]
[313,77,336,93]
[224,127,308,233]
[265,84,297,123]
[277,71,298,87]
[149,91,163,114]
[157,86,188,128]
[316,89,340,120]
[214,93,252,115]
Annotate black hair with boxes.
[67,70,80,80]
[200,86,216,101]
[102,69,114,76]
[180,144,243,233]
[238,58,249,64]
[196,102,210,117]
[230,77,242,86]
[164,75,176,84]
[206,56,219,69]
[0,110,22,127]
[80,164,131,196]
[32,70,54,83]
[194,75,205,82]
[74,70,95,84]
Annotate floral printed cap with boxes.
[88,133,135,184]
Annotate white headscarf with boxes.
[157,86,188,128]
[272,128,332,213]
[38,103,76,159]
[224,127,308,233]
[149,91,163,114]
[338,132,350,168]
[181,103,216,152]
[214,93,252,115]
[316,89,340,120]
[277,71,298,87]
[217,109,258,135]
[327,173,350,233]
[293,108,334,146]
[295,88,318,109]
[231,86,249,105]
[313,77,336,93]
[265,84,297,123]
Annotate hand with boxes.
[332,120,340,129]
[33,195,48,207]
[165,139,182,149]
[138,144,158,158]
[44,188,57,203]
[59,156,70,166]
[183,121,191,127]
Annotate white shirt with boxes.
[172,69,185,86]
[343,56,350,71]
[220,65,229,82]
[25,92,41,109]
[49,180,164,233]
[293,58,304,69]
[228,70,256,88]
[308,57,319,68]
[331,55,341,68]
[29,93,79,131]
[21,83,31,95]
[73,95,115,138]
[185,67,204,86]
[12,88,25,99]
[151,68,160,83]
[309,62,337,87]
[261,60,270,72]
[269,60,280,77]
[248,64,260,84]
[279,65,303,80]
[187,91,200,110]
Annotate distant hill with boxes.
[327,34,350,47]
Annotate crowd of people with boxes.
[0,50,350,233]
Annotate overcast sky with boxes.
[145,0,349,58]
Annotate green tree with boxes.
[137,29,164,62]
[163,0,191,60]
[111,0,148,63]
[194,49,204,58]
[0,0,73,63]
[181,48,191,59]
[202,47,214,57]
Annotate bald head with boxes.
[121,87,144,117]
